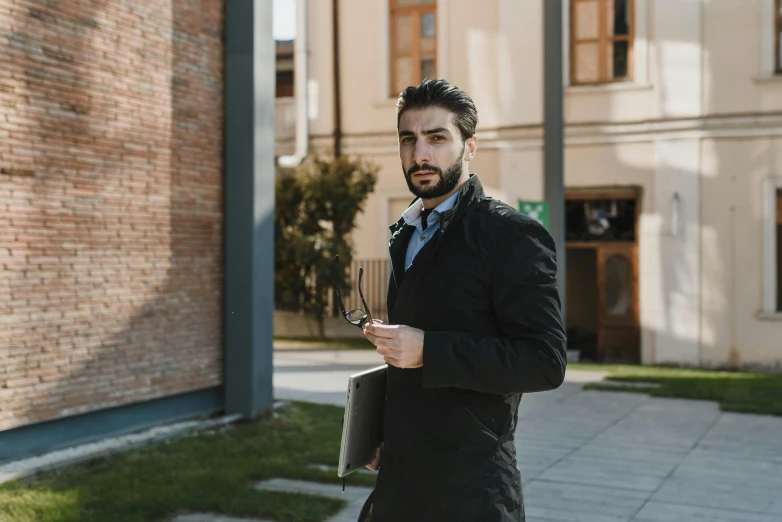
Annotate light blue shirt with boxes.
[402,191,459,271]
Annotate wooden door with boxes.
[596,244,640,363]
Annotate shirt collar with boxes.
[401,190,460,227]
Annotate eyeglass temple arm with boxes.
[333,286,349,315]
[358,268,373,324]
[333,254,350,316]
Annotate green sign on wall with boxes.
[518,200,550,230]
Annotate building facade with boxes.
[288,0,782,368]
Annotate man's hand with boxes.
[363,322,424,368]
[365,442,383,471]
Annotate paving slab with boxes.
[169,479,372,522]
[632,501,782,522]
[171,516,274,522]
[255,478,372,522]
[525,480,648,521]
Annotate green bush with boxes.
[275,154,378,339]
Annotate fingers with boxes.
[380,349,400,366]
[364,324,422,369]
[365,446,382,471]
[366,332,401,352]
[363,323,395,338]
[364,325,393,344]
[375,345,396,356]
[363,329,381,343]
[376,346,402,366]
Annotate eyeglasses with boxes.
[333,256,374,328]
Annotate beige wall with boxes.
[700,138,782,368]
[703,0,782,115]
[354,152,405,259]
[307,0,335,138]
[290,0,782,367]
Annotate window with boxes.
[276,70,293,98]
[390,0,437,96]
[571,0,634,85]
[275,40,294,98]
[764,181,782,315]
[777,189,782,310]
[776,0,782,73]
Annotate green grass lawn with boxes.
[570,362,782,416]
[0,403,375,522]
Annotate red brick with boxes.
[0,0,224,429]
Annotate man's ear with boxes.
[464,135,478,161]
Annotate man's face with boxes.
[398,107,476,200]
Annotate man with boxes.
[360,79,567,521]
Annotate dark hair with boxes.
[395,79,478,140]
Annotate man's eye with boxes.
[401,137,413,144]
[431,135,445,141]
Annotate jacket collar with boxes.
[438,173,484,234]
[388,174,485,237]
[388,174,486,286]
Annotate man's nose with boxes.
[414,140,432,166]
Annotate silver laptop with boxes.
[337,364,387,477]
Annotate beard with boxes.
[404,144,465,200]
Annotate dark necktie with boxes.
[420,208,433,231]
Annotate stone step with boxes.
[256,478,373,522]
[172,515,274,522]
[169,478,373,522]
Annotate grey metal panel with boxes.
[0,387,223,464]
[224,0,275,417]
[544,0,566,320]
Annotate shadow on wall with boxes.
[636,0,710,368]
[1,0,224,432]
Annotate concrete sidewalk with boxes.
[274,346,782,522]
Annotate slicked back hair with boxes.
[395,79,478,141]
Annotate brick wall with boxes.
[0,0,225,431]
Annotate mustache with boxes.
[407,164,442,177]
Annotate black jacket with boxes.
[366,175,566,522]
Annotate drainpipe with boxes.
[278,0,309,168]
[332,0,342,157]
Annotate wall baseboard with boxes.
[0,386,223,465]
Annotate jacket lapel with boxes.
[388,220,415,290]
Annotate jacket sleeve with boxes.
[421,219,567,394]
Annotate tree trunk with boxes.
[317,316,326,341]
